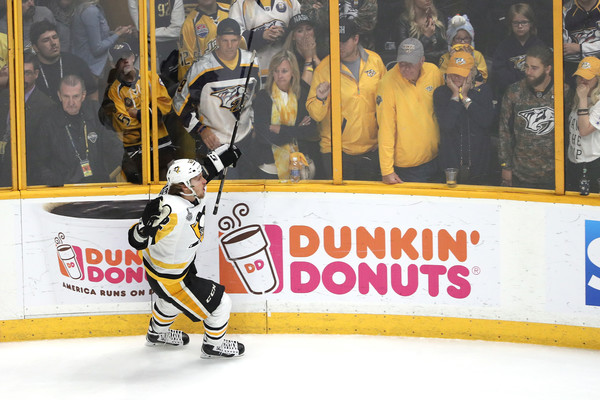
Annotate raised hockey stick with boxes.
[213,50,257,215]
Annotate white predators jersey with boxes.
[229,0,300,77]
[173,49,260,145]
[143,195,206,283]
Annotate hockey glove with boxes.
[136,196,172,239]
[202,144,242,183]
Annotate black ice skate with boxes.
[201,337,245,358]
[146,326,190,346]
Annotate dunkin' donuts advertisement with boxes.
[21,192,502,317]
[22,196,152,315]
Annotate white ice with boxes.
[1,334,599,399]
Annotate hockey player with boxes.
[128,146,245,358]
[173,18,260,178]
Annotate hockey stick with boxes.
[213,50,257,215]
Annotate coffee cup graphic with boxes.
[55,233,83,280]
[220,224,277,294]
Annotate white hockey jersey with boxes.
[142,194,206,283]
[173,48,260,145]
[229,0,300,77]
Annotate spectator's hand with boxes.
[263,26,284,42]
[461,78,472,98]
[446,76,460,97]
[270,124,281,134]
[382,172,403,184]
[422,15,435,38]
[564,42,581,56]
[115,25,134,36]
[299,116,312,126]
[200,126,222,150]
[576,82,592,103]
[127,107,138,119]
[297,35,317,60]
[501,169,512,187]
[316,82,330,100]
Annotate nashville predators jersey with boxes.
[178,2,231,81]
[142,194,206,283]
[105,71,172,147]
[173,49,260,146]
[229,0,300,77]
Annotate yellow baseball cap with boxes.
[573,57,600,80]
[446,51,475,78]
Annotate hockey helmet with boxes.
[166,159,204,194]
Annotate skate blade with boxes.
[200,351,244,359]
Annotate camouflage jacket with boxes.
[498,78,555,186]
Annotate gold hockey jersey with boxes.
[106,71,172,148]
[178,2,231,81]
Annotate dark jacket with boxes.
[491,35,545,100]
[0,86,54,186]
[36,100,123,186]
[252,81,318,166]
[434,82,494,184]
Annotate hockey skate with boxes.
[146,326,190,346]
[201,337,245,359]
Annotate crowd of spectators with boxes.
[0,0,596,193]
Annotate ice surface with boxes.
[1,334,599,399]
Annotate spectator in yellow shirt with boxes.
[376,37,444,184]
[306,18,386,181]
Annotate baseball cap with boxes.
[110,42,134,62]
[396,38,424,64]
[217,18,241,36]
[339,17,358,42]
[446,51,475,77]
[573,57,600,80]
[289,13,315,32]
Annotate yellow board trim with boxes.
[2,313,600,350]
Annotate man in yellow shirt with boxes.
[376,38,444,184]
[306,18,386,181]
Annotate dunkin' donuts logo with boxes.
[218,204,283,295]
[219,203,484,299]
[54,232,150,298]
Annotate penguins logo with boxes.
[517,106,555,136]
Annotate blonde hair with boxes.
[266,50,301,98]
[403,0,445,39]
[283,31,296,54]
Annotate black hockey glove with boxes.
[136,196,171,239]
[202,144,242,183]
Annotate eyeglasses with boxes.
[453,37,472,44]
[512,20,531,27]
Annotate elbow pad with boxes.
[202,144,242,182]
